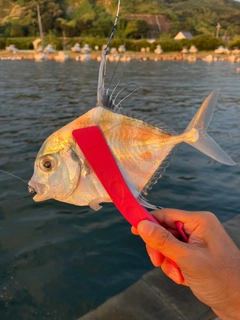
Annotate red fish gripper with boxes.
[72,126,188,269]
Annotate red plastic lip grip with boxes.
[73,126,160,228]
[72,126,188,268]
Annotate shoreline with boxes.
[1,50,240,63]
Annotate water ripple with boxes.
[0,59,239,319]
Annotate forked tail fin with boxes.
[184,91,235,166]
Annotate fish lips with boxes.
[28,179,49,202]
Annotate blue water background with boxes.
[0,59,239,319]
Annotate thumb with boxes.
[137,220,189,262]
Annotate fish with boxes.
[28,0,235,211]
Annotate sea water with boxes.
[0,59,239,319]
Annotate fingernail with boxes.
[148,253,153,262]
[148,253,159,267]
[138,220,155,237]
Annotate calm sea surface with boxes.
[0,59,239,320]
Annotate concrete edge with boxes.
[78,214,240,320]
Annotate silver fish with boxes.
[28,0,235,211]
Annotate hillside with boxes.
[1,0,240,38]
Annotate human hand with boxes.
[132,209,240,320]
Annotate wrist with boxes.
[213,299,240,320]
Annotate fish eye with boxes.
[40,156,57,172]
[43,160,51,169]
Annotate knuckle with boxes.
[202,211,219,223]
[158,229,172,248]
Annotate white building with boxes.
[174,31,193,40]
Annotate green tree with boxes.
[76,19,93,36]
[192,35,225,50]
[10,24,25,37]
[228,36,240,49]
[91,12,113,37]
[124,20,149,39]
[71,0,96,21]
[56,18,79,37]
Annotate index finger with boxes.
[152,208,220,239]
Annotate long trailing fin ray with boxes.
[115,86,140,108]
[113,83,140,106]
[107,57,121,93]
[97,0,120,108]
[109,79,121,101]
[184,90,235,166]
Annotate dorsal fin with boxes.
[97,0,120,110]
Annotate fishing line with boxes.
[97,0,121,105]
[105,0,120,51]
[0,169,28,184]
[104,1,122,101]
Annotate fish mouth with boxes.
[28,179,49,202]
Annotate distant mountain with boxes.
[1,0,240,38]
